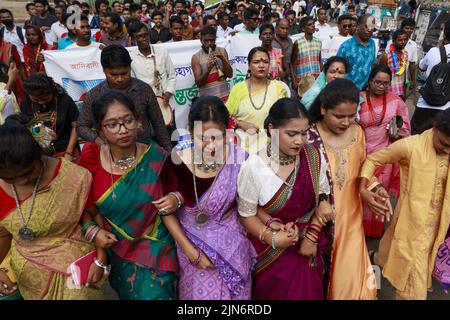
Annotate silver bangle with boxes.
[94,258,111,276]
[169,192,183,208]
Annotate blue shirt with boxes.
[58,36,96,49]
[337,35,376,90]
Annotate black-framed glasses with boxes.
[372,80,390,88]
[342,24,352,28]
[102,117,138,133]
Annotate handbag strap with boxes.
[150,46,162,95]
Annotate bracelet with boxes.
[307,228,320,238]
[158,209,175,216]
[94,257,111,276]
[304,233,318,244]
[86,226,101,243]
[258,226,271,244]
[265,218,282,228]
[271,231,278,250]
[169,192,183,208]
[310,223,322,230]
[81,221,98,236]
[191,247,202,266]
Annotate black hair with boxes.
[178,9,189,16]
[152,10,163,19]
[218,12,229,21]
[188,96,229,131]
[264,98,311,137]
[170,15,184,27]
[317,7,327,14]
[104,11,122,29]
[244,7,258,20]
[201,26,216,37]
[300,16,314,30]
[129,3,140,13]
[309,79,359,122]
[71,0,81,6]
[445,19,450,41]
[55,4,66,11]
[357,13,372,27]
[26,3,35,11]
[367,64,392,83]
[81,2,90,9]
[78,13,89,23]
[100,45,132,69]
[94,0,109,13]
[34,0,50,7]
[128,21,147,36]
[259,23,275,36]
[285,9,296,17]
[338,13,353,25]
[174,0,186,7]
[194,2,204,10]
[270,12,280,19]
[401,18,415,29]
[347,4,355,10]
[0,62,9,84]
[392,29,407,41]
[323,56,350,74]
[0,8,13,17]
[0,123,43,170]
[91,89,138,130]
[203,15,216,24]
[434,108,450,137]
[23,72,64,97]
[248,46,269,63]
[112,1,121,7]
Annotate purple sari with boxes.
[177,144,257,300]
[251,144,329,300]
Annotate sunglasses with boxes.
[342,24,352,28]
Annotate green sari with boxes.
[93,142,177,300]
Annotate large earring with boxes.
[246,69,251,79]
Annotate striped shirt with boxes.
[294,35,322,79]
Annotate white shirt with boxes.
[50,21,68,44]
[129,46,176,95]
[385,38,418,63]
[66,41,102,49]
[299,1,307,8]
[2,26,25,62]
[217,25,233,38]
[237,151,330,217]
[233,23,245,32]
[416,44,450,110]
[315,21,331,34]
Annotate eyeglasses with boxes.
[372,80,390,88]
[342,24,352,28]
[102,117,138,133]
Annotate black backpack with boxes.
[419,46,450,107]
[0,26,25,44]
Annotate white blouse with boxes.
[237,149,330,217]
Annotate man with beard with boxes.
[100,12,129,47]
[191,26,232,101]
[273,19,294,85]
[149,11,171,43]
[66,15,102,49]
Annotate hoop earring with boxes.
[245,70,251,79]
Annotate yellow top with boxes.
[360,129,450,292]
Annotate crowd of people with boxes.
[0,0,449,301]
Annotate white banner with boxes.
[43,33,261,130]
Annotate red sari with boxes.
[23,25,49,78]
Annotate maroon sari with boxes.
[251,144,329,300]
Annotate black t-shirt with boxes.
[149,26,172,44]
[20,92,79,154]
[31,14,58,28]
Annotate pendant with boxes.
[195,211,209,225]
[19,226,35,241]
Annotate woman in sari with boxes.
[0,122,104,300]
[153,96,256,300]
[308,79,381,299]
[226,46,290,154]
[78,90,177,300]
[359,65,410,238]
[301,56,348,110]
[238,98,334,300]
[23,25,49,78]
